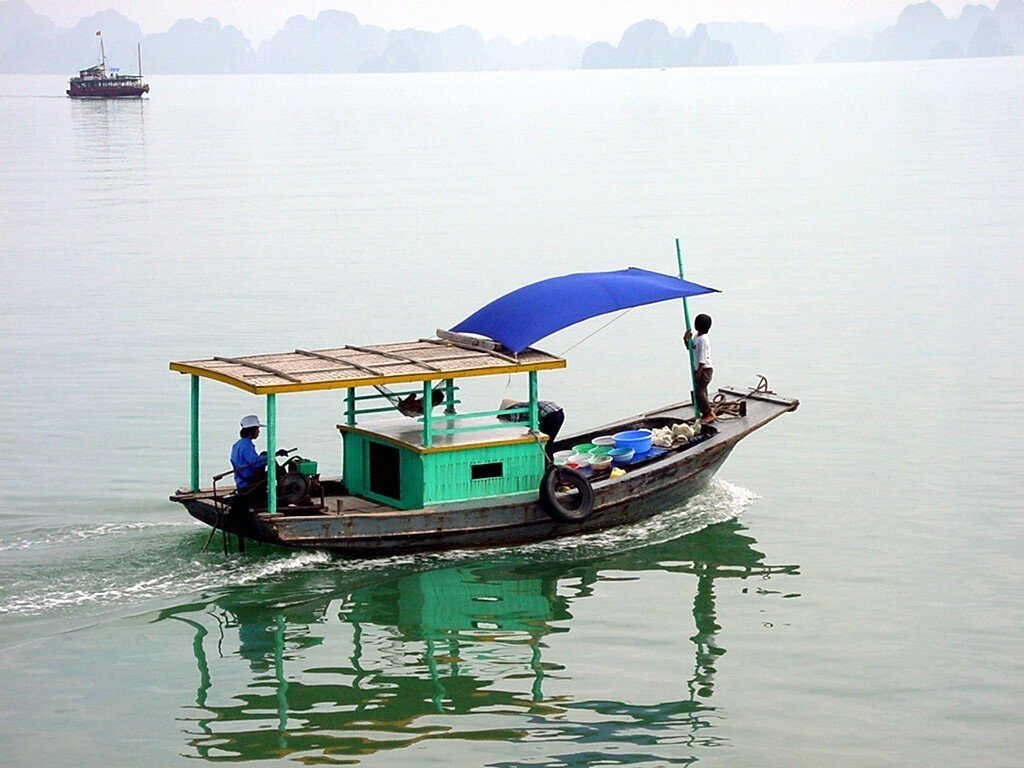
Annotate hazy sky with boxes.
[33,1,971,43]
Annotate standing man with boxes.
[683,313,716,424]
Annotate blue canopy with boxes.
[450,267,718,354]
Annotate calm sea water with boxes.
[1,60,1022,766]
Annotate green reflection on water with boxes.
[158,521,799,764]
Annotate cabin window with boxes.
[368,442,401,500]
[471,462,503,480]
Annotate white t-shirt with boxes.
[690,334,712,370]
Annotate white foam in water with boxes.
[512,477,761,561]
[0,549,335,617]
[0,521,191,552]
[232,550,333,582]
[0,479,758,618]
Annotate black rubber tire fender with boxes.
[540,465,595,523]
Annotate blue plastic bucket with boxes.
[612,429,653,455]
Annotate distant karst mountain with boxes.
[818,0,1023,61]
[581,20,736,69]
[0,4,142,73]
[695,22,792,65]
[257,10,384,73]
[0,0,1021,74]
[145,17,255,74]
[0,1,586,74]
[361,25,490,73]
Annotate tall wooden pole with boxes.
[676,238,701,419]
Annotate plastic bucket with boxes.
[612,430,653,455]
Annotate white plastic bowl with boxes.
[592,436,617,447]
[589,455,613,470]
[553,450,575,463]
[567,453,590,467]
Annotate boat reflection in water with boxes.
[160,520,800,763]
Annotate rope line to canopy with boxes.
[557,308,633,356]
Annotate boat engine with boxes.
[277,455,320,505]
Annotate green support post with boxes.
[267,394,277,515]
[422,380,433,447]
[346,388,356,426]
[528,371,539,431]
[190,375,200,491]
[444,379,456,415]
[676,238,701,419]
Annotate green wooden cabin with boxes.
[170,338,566,513]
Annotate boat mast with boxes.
[98,31,106,70]
[676,238,701,420]
[138,43,142,78]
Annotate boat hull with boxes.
[67,84,149,99]
[173,388,797,555]
[181,444,733,555]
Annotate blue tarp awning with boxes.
[450,267,718,354]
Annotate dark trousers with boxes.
[540,410,565,458]
[696,367,714,418]
[230,469,267,513]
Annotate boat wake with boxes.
[0,520,191,552]
[304,477,762,572]
[513,477,760,561]
[0,479,757,620]
[0,550,333,619]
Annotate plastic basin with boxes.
[588,446,612,457]
[588,455,613,470]
[613,429,653,455]
[592,436,616,447]
[572,443,596,455]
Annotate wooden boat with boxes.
[169,268,798,554]
[67,34,149,99]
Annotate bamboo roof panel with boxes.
[171,339,566,394]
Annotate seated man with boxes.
[231,415,288,494]
[498,399,565,458]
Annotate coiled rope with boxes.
[711,375,772,419]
